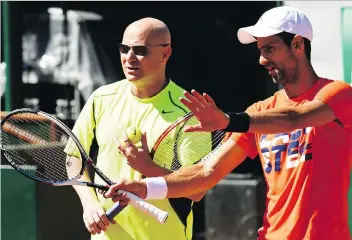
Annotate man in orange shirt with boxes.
[104,6,352,240]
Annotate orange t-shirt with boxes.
[233,79,352,240]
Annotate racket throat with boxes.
[52,180,108,191]
[83,182,108,191]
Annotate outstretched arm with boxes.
[103,136,248,200]
[246,99,336,134]
[180,89,344,134]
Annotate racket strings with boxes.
[156,131,226,171]
[1,112,82,182]
[152,116,228,171]
[2,122,68,180]
[2,127,73,182]
[4,138,66,181]
[3,117,82,182]
[6,120,65,164]
[6,146,71,182]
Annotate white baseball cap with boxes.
[237,6,313,44]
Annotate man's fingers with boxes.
[91,222,102,234]
[97,184,109,195]
[113,136,126,156]
[117,197,130,206]
[184,124,203,132]
[124,145,137,159]
[104,183,120,198]
[191,89,208,105]
[86,216,100,235]
[112,193,130,205]
[179,97,193,111]
[115,133,138,158]
[103,182,130,198]
[121,131,133,148]
[141,132,149,152]
[83,218,94,234]
[97,209,110,228]
[180,97,203,116]
[93,212,107,232]
[203,93,216,106]
[183,91,203,108]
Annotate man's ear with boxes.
[162,46,172,61]
[292,35,305,51]
[291,35,306,59]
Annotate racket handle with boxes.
[105,190,168,224]
[106,202,126,221]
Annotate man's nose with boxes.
[125,48,137,60]
[259,55,268,66]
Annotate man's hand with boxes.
[180,90,230,132]
[115,132,158,174]
[103,179,147,202]
[82,202,114,235]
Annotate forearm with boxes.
[161,139,246,198]
[72,169,99,206]
[247,108,300,134]
[140,162,206,201]
[163,163,218,198]
[226,100,335,134]
[225,108,299,134]
[140,162,172,177]
[105,140,247,201]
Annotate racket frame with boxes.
[150,111,232,166]
[151,112,193,155]
[0,108,169,223]
[0,108,112,189]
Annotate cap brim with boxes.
[237,25,283,44]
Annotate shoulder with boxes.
[246,91,280,113]
[318,79,351,92]
[161,80,189,113]
[315,79,352,101]
[163,80,187,102]
[168,80,186,95]
[93,79,130,98]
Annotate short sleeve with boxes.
[71,92,97,155]
[230,103,259,159]
[314,81,352,128]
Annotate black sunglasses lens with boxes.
[118,44,148,56]
[118,44,130,54]
[132,46,148,56]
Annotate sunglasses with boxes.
[118,43,170,56]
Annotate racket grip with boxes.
[106,202,126,221]
[105,190,168,224]
[121,190,168,224]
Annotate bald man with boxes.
[71,17,202,240]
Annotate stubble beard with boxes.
[272,65,299,85]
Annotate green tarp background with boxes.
[0,167,37,240]
[341,6,352,234]
[341,7,352,85]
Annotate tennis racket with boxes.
[106,111,232,216]
[151,112,232,169]
[0,108,168,224]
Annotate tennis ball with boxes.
[125,126,142,145]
